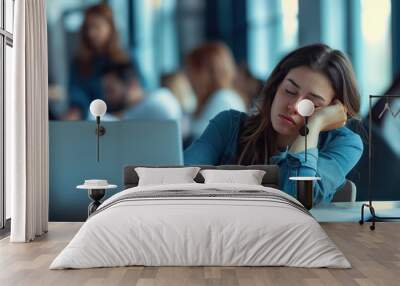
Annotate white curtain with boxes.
[8,0,49,242]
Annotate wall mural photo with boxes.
[44,0,399,223]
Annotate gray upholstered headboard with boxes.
[123,165,280,189]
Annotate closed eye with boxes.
[285,89,297,95]
[308,98,324,109]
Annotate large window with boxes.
[359,0,392,114]
[247,0,299,79]
[1,0,14,229]
[131,0,179,89]
[348,0,392,115]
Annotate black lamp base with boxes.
[299,125,309,136]
[95,126,106,136]
[87,189,105,216]
[296,180,313,210]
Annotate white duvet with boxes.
[50,183,350,269]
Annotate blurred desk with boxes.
[311,201,400,222]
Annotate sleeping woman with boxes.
[184,43,364,205]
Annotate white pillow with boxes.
[200,169,266,185]
[135,167,200,186]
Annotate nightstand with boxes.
[77,180,117,217]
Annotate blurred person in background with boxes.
[161,72,197,115]
[65,3,130,120]
[97,62,181,121]
[161,71,197,145]
[234,62,265,110]
[185,41,246,139]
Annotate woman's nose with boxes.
[288,101,299,115]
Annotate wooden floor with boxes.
[0,222,399,286]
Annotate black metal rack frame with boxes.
[360,94,400,230]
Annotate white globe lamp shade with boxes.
[297,99,315,117]
[90,99,107,117]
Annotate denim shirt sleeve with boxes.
[184,110,237,165]
[272,128,364,205]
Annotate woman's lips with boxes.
[279,114,296,126]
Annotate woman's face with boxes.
[86,15,112,50]
[270,66,335,136]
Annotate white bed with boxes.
[50,183,350,269]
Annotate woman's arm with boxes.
[283,100,362,204]
[282,128,363,204]
[184,110,237,165]
[289,99,348,153]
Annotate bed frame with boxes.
[123,165,356,204]
[123,165,280,190]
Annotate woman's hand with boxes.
[308,99,347,132]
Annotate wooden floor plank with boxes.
[0,222,399,286]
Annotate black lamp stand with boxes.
[299,117,310,162]
[95,116,106,162]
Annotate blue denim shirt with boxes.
[184,110,364,204]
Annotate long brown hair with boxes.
[237,43,360,165]
[76,3,129,75]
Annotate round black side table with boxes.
[289,176,321,210]
[77,182,117,217]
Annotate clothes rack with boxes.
[360,95,400,230]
